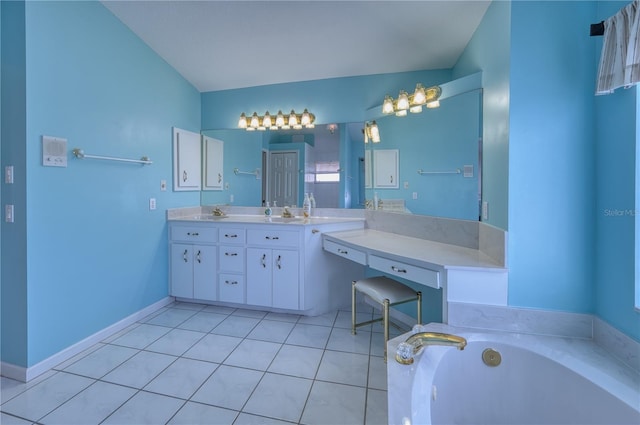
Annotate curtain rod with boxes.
[590,20,604,36]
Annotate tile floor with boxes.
[1,301,407,425]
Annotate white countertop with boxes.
[168,214,365,226]
[323,228,505,271]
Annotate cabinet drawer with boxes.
[219,227,246,244]
[368,254,440,289]
[218,246,245,272]
[219,273,245,304]
[323,240,367,265]
[247,229,299,247]
[171,225,218,243]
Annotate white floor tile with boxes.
[365,388,388,425]
[267,344,324,379]
[101,391,184,424]
[1,372,94,422]
[145,308,198,327]
[327,327,372,354]
[63,345,138,379]
[316,350,370,387]
[300,381,366,425]
[177,311,228,333]
[1,304,395,425]
[285,324,332,349]
[39,381,136,425]
[0,412,32,425]
[101,351,177,389]
[182,333,242,363]
[243,373,312,423]
[191,365,263,411]
[224,339,281,370]
[247,319,296,343]
[168,401,238,425]
[233,412,295,425]
[211,315,260,337]
[145,328,205,356]
[143,358,217,399]
[109,323,171,349]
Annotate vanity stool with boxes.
[352,276,422,360]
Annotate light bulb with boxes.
[275,110,285,127]
[238,113,247,128]
[397,90,409,110]
[250,112,260,128]
[382,95,395,114]
[288,110,298,127]
[412,83,426,105]
[263,111,272,128]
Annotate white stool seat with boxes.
[352,276,422,361]
[354,276,419,304]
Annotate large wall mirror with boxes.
[200,80,482,221]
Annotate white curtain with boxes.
[596,0,640,95]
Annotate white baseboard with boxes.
[1,297,173,383]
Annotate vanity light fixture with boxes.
[382,83,442,117]
[364,121,380,144]
[238,109,315,131]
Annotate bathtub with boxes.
[387,324,640,425]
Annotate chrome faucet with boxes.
[395,331,467,365]
[212,207,225,216]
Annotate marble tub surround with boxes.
[447,302,640,374]
[387,323,640,420]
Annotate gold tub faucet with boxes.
[395,332,467,365]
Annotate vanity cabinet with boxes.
[246,228,300,309]
[168,219,365,314]
[169,225,218,300]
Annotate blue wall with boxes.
[508,1,597,313]
[594,1,640,339]
[1,1,201,367]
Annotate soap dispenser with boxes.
[264,201,272,217]
[302,193,311,217]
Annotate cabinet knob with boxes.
[225,234,238,238]
[225,280,238,285]
[187,232,199,236]
[182,249,188,263]
[312,229,320,234]
[276,255,282,269]
[391,265,407,273]
[261,254,266,268]
[182,170,188,182]
[196,250,201,263]
[225,252,238,257]
[265,236,279,240]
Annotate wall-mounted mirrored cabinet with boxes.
[173,127,225,192]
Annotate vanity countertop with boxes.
[323,228,505,271]
[168,214,365,226]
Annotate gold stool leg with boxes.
[383,299,390,362]
[417,291,423,324]
[351,281,357,335]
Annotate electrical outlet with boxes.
[160,180,167,191]
[230,194,234,203]
[404,181,409,189]
[482,201,489,220]
[149,198,156,210]
[412,192,418,200]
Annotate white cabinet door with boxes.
[193,245,217,301]
[246,248,272,307]
[171,244,194,298]
[373,149,399,188]
[272,249,299,309]
[202,136,224,191]
[173,127,201,191]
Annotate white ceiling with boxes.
[102,1,491,93]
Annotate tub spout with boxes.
[395,332,467,365]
